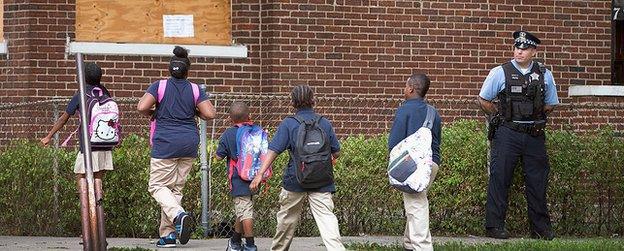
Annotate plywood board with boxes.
[76,0,231,45]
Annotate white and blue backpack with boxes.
[387,105,435,193]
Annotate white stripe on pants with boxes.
[271,189,345,251]
[403,163,439,251]
[148,157,194,237]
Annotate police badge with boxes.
[529,72,540,82]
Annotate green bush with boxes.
[0,120,622,238]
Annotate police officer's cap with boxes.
[513,31,541,49]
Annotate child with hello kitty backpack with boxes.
[41,62,119,245]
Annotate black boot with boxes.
[531,229,555,240]
[486,227,510,239]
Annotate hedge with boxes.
[0,120,622,238]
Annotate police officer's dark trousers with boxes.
[485,126,552,233]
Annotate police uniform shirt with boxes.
[479,59,559,106]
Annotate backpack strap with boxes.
[61,128,78,147]
[311,115,322,126]
[157,79,167,103]
[157,79,199,104]
[190,82,200,105]
[289,115,304,124]
[228,159,236,191]
[290,114,322,125]
[90,87,103,98]
[422,105,436,130]
[150,80,168,146]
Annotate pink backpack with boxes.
[149,79,200,146]
[62,87,121,148]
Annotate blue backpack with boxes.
[228,122,271,183]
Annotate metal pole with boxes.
[75,53,101,250]
[208,97,218,234]
[78,178,92,251]
[199,84,211,237]
[52,101,60,235]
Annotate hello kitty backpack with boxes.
[85,87,120,147]
[61,87,121,148]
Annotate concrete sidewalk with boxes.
[0,235,515,250]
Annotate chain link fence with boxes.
[2,93,623,238]
[0,94,484,146]
[0,93,479,237]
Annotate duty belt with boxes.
[502,121,546,137]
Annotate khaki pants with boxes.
[233,196,254,221]
[403,163,439,251]
[148,157,194,237]
[271,189,345,251]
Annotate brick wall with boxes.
[1,0,623,145]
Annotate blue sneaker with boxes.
[243,243,258,251]
[174,212,194,245]
[227,239,243,251]
[156,232,176,248]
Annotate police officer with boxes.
[478,31,559,240]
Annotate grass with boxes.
[346,238,624,251]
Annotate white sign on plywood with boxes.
[163,15,195,38]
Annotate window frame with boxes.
[69,0,245,58]
[66,41,247,58]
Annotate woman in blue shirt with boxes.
[137,46,216,248]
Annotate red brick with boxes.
[0,0,621,145]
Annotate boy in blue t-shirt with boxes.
[250,85,345,251]
[216,101,258,251]
[388,74,442,251]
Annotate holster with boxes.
[487,115,502,140]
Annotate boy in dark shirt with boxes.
[388,74,442,251]
[250,85,345,251]
[216,102,258,251]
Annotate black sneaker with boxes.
[486,227,510,239]
[156,232,177,248]
[243,243,258,251]
[531,229,555,240]
[227,238,243,251]
[174,212,194,245]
